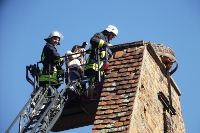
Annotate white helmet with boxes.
[105,25,118,36]
[44,31,64,43]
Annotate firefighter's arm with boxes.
[55,57,63,62]
[47,44,61,60]
[90,33,110,48]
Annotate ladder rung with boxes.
[23,127,32,132]
[29,119,38,125]
[32,114,41,120]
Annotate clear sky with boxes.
[0,0,199,133]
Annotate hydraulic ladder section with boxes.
[6,64,85,133]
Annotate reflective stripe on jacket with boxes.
[39,66,59,84]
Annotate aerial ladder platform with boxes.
[6,46,110,133]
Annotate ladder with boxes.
[6,77,83,133]
[6,62,87,133]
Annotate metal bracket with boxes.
[158,91,176,115]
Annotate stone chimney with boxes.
[92,41,185,133]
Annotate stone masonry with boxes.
[92,41,185,133]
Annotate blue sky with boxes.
[0,0,199,133]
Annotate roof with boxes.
[92,41,145,132]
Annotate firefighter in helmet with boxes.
[39,31,64,89]
[84,25,118,90]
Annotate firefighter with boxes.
[84,25,118,93]
[39,31,64,89]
